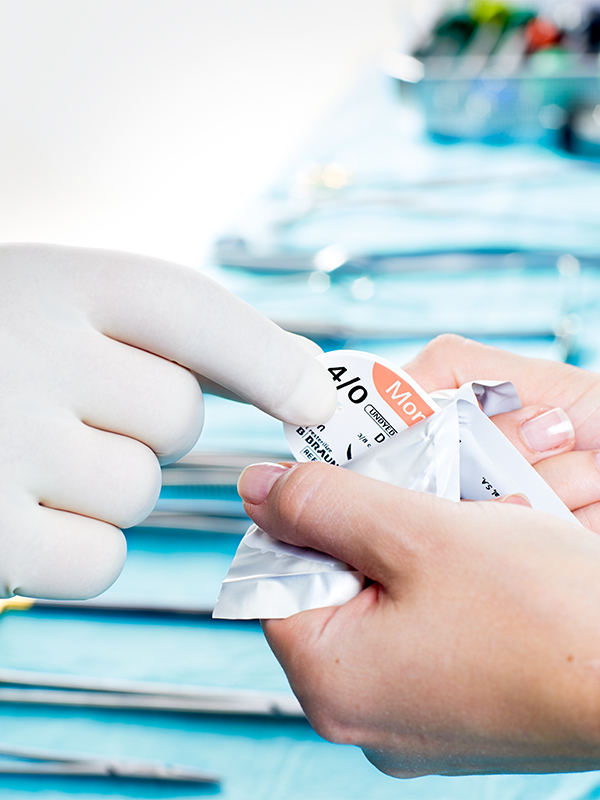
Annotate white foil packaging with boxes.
[213,526,364,620]
[213,353,576,620]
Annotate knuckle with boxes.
[165,361,202,405]
[62,522,128,599]
[299,678,362,745]
[364,753,427,779]
[424,333,466,357]
[266,613,363,745]
[111,440,162,527]
[308,708,358,745]
[8,507,128,600]
[155,366,204,462]
[574,504,600,534]
[295,671,364,746]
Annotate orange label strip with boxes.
[372,362,435,428]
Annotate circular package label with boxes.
[284,350,439,466]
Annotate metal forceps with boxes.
[0,743,219,784]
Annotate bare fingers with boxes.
[490,405,575,465]
[489,405,600,532]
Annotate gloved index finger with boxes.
[53,245,337,426]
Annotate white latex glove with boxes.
[0,243,336,600]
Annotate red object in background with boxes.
[525,17,563,52]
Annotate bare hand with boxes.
[239,461,600,777]
[404,336,600,530]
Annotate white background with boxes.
[0,0,441,267]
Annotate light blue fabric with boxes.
[3,608,600,799]
[217,69,600,257]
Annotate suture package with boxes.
[213,352,576,620]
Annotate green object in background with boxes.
[528,47,575,74]
[470,0,511,27]
[502,8,537,39]
[415,13,477,57]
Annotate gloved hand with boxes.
[0,243,336,599]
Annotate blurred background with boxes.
[2,1,600,798]
[0,0,406,264]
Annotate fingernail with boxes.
[496,493,532,507]
[237,462,293,505]
[520,408,574,453]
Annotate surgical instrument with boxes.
[0,743,219,783]
[0,595,219,618]
[0,668,305,718]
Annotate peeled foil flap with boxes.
[346,399,460,501]
[213,525,364,620]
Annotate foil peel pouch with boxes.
[213,353,577,620]
[214,526,364,620]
